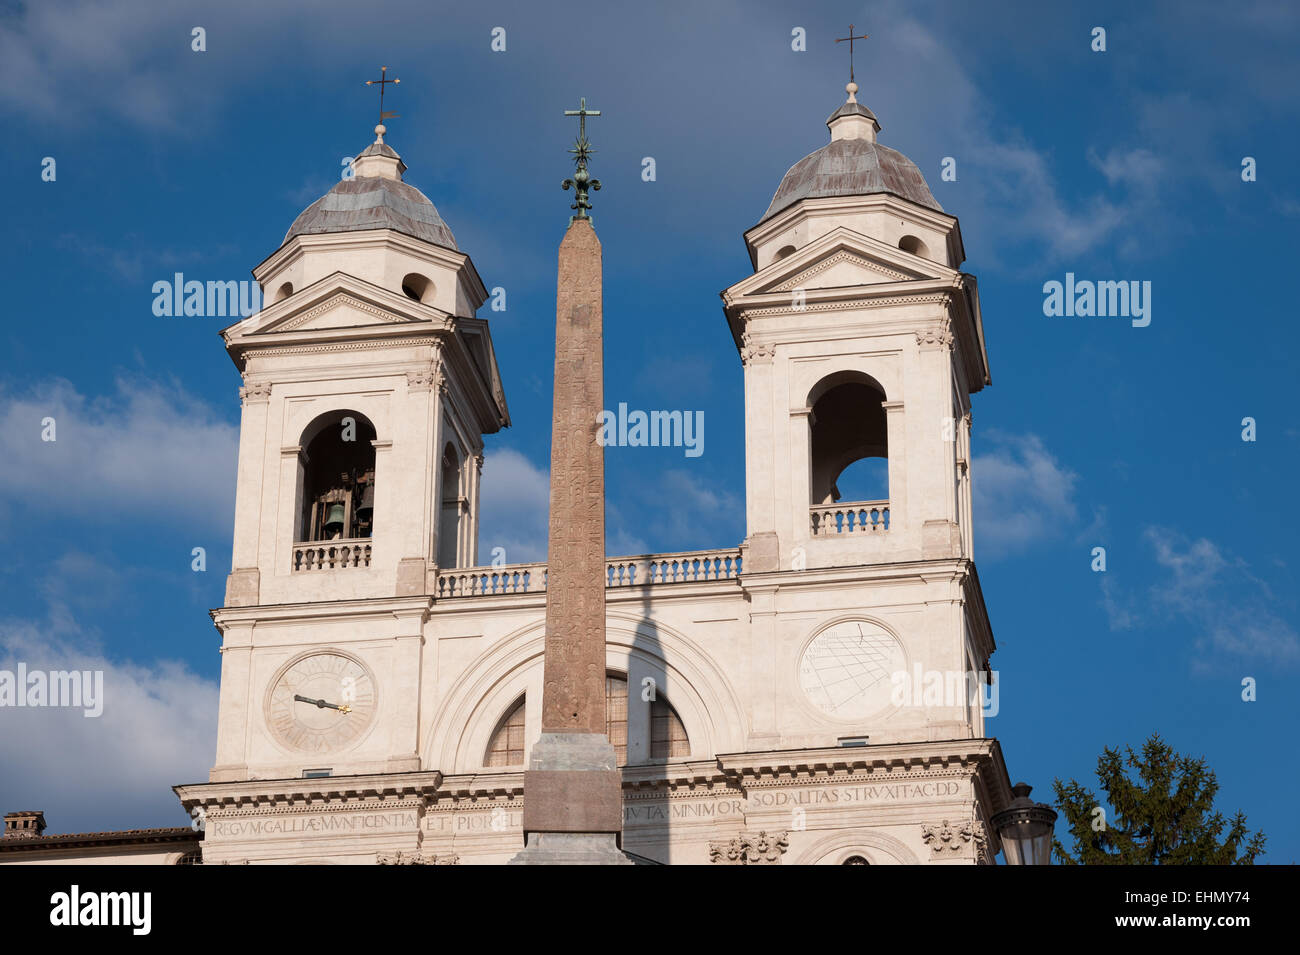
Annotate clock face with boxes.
[799,620,906,721]
[266,651,377,754]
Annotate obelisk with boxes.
[510,99,630,865]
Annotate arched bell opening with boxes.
[298,410,378,542]
[437,442,463,568]
[808,372,889,507]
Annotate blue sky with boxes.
[1,0,1297,859]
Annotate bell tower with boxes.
[208,122,509,783]
[721,80,999,758]
[723,81,989,576]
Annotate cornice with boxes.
[211,594,433,629]
[185,743,1009,814]
[173,771,445,811]
[739,556,974,592]
[0,828,199,853]
[716,739,1002,784]
[244,334,445,359]
[729,281,958,318]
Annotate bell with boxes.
[323,503,346,538]
[356,483,375,523]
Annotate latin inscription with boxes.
[210,811,415,839]
[212,782,964,839]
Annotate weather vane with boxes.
[562,97,601,223]
[365,66,401,129]
[835,24,870,83]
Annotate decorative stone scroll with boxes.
[740,333,776,365]
[239,381,272,403]
[407,361,440,392]
[376,850,458,866]
[708,830,790,865]
[915,320,953,348]
[920,818,985,855]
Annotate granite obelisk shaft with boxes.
[540,217,607,736]
[512,216,629,864]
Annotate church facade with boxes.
[4,84,1014,865]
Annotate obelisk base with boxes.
[509,733,632,865]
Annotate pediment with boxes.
[732,227,956,301]
[763,248,919,293]
[227,272,443,344]
[260,293,423,334]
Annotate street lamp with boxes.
[993,782,1058,865]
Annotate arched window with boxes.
[808,372,888,506]
[401,272,434,304]
[300,411,377,542]
[484,697,526,768]
[898,234,928,258]
[775,244,797,261]
[650,696,690,759]
[438,443,462,567]
[842,855,871,865]
[605,674,690,765]
[606,675,628,765]
[273,281,293,303]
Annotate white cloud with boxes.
[477,447,551,564]
[1099,575,1135,631]
[651,469,744,548]
[963,140,1130,263]
[0,0,280,130]
[1143,527,1299,666]
[972,432,1078,558]
[1088,147,1165,192]
[0,614,217,833]
[0,376,238,531]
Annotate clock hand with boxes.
[293,694,353,714]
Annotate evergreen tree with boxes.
[1053,733,1265,864]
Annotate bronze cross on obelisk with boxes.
[563,96,600,143]
[562,97,602,221]
[835,24,870,83]
[365,65,401,126]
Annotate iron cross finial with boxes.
[835,24,870,83]
[365,66,401,128]
[562,97,602,223]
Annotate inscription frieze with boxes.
[209,810,417,839]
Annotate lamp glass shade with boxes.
[992,783,1058,865]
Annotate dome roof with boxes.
[760,94,942,223]
[283,140,458,251]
